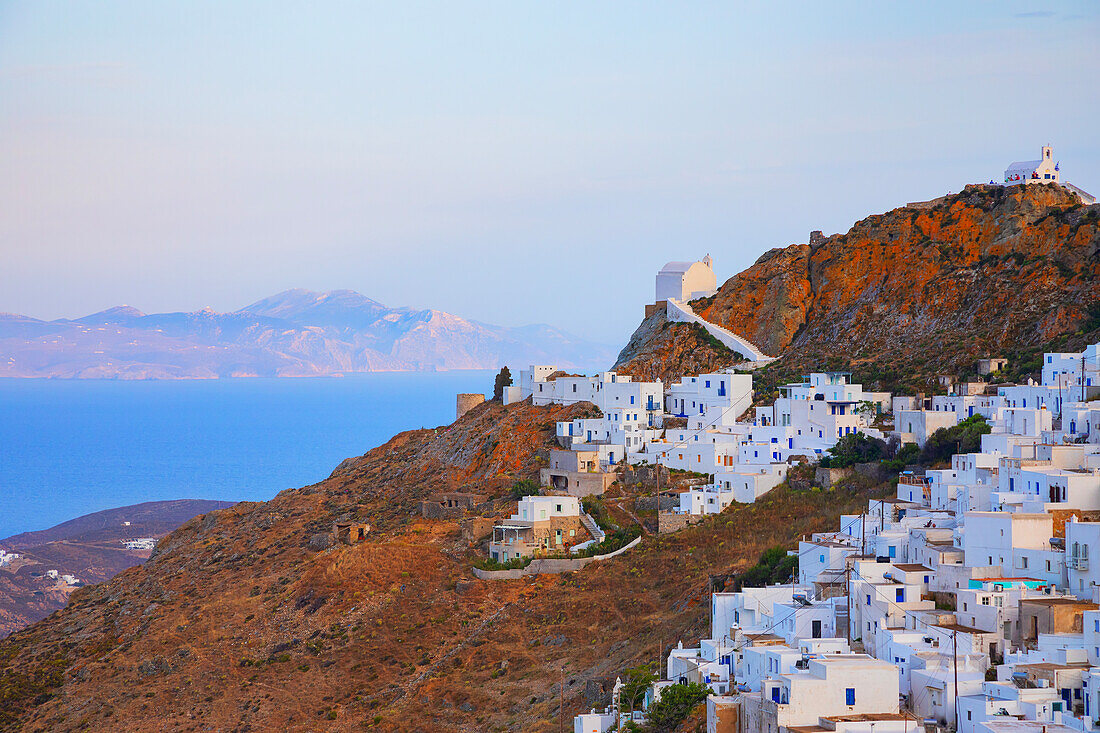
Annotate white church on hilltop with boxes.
[1004,145,1059,185]
[1001,144,1095,204]
[655,256,717,303]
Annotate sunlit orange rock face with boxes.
[691,184,1099,380]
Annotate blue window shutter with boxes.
[845,688,856,705]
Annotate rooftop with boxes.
[933,623,992,635]
[1021,597,1098,608]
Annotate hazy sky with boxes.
[2,2,1098,343]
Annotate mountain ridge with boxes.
[0,289,616,379]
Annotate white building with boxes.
[656,256,717,303]
[1005,146,1060,186]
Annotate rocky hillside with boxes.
[613,312,746,383]
[0,500,235,638]
[0,399,884,732]
[615,184,1100,390]
[0,289,615,378]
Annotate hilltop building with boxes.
[655,256,717,304]
[1005,145,1060,185]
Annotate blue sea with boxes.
[0,372,493,539]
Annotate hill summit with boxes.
[616,183,1100,390]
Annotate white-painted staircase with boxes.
[665,298,776,364]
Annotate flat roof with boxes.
[824,713,920,722]
[1014,662,1090,671]
[892,564,933,572]
[1021,598,1098,607]
[934,623,992,634]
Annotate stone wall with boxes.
[419,493,489,519]
[539,468,614,497]
[456,393,486,421]
[634,495,679,512]
[460,516,496,542]
[657,511,703,534]
[472,537,642,580]
[619,463,670,491]
[815,467,853,487]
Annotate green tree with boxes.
[492,366,513,401]
[620,662,657,713]
[818,432,889,468]
[736,546,798,589]
[919,415,991,465]
[643,682,710,731]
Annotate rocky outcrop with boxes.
[612,310,745,384]
[618,184,1100,389]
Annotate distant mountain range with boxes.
[0,289,615,379]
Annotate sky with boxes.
[2,2,1098,344]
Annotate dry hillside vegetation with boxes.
[0,400,886,732]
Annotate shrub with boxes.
[574,526,641,558]
[735,546,798,589]
[643,681,711,731]
[919,415,990,466]
[473,555,532,572]
[508,479,540,500]
[818,432,889,468]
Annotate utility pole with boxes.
[861,513,867,557]
[559,665,565,733]
[953,629,959,730]
[845,566,852,646]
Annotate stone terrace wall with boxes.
[472,537,642,580]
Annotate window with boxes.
[896,588,905,602]
[866,595,871,606]
[845,688,856,706]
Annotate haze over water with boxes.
[0,372,493,539]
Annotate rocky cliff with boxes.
[616,184,1100,389]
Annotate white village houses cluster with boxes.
[485,148,1100,730]
[559,330,1100,732]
